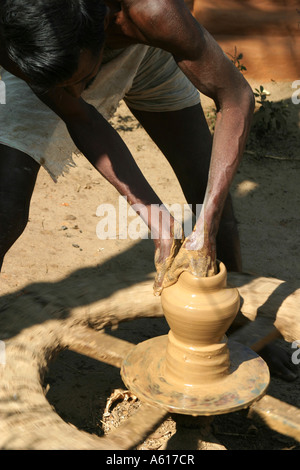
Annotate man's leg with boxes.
[0,144,40,271]
[129,103,242,272]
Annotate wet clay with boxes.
[155,242,218,297]
[121,262,270,416]
[161,262,240,387]
[153,220,184,296]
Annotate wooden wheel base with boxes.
[0,266,299,448]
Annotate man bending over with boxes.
[0,1,295,379]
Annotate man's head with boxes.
[0,0,107,95]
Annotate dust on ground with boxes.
[1,79,299,450]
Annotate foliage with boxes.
[205,48,291,149]
[227,47,247,73]
[251,85,290,139]
[206,107,217,133]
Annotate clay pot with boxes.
[161,262,240,386]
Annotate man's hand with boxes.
[153,221,218,296]
[153,231,184,296]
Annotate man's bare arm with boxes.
[123,0,255,274]
[40,89,182,264]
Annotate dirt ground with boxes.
[0,78,299,450]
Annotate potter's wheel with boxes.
[121,336,270,416]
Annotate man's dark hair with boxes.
[0,0,107,93]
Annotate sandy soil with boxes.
[0,78,299,450]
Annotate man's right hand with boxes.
[153,225,218,296]
[153,233,183,296]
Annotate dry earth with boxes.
[0,79,299,450]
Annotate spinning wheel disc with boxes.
[121,336,270,416]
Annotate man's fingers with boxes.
[153,235,217,296]
[153,236,184,296]
[154,246,218,295]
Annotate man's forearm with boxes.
[169,20,255,250]
[66,103,176,242]
[187,96,254,250]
